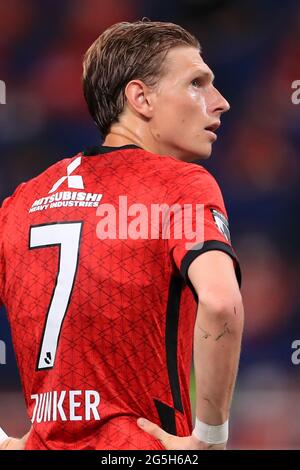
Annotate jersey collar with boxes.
[83,144,141,156]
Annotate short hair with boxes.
[82,20,200,137]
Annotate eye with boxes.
[191,78,201,88]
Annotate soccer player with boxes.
[0,21,244,450]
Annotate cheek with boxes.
[154,95,184,127]
[153,91,206,134]
[189,89,207,115]
[168,88,208,125]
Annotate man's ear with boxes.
[124,80,154,119]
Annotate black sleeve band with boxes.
[180,240,242,288]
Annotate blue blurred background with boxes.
[0,0,300,449]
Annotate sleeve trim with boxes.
[180,240,242,288]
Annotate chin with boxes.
[200,152,212,160]
[198,143,213,159]
[173,144,212,162]
[188,145,212,161]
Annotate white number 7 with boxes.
[29,222,83,370]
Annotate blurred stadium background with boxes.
[0,0,300,449]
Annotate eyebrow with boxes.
[191,70,215,83]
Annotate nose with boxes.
[209,87,230,116]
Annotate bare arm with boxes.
[189,251,244,427]
[138,250,244,449]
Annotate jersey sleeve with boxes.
[0,199,8,306]
[167,164,241,287]
[0,184,26,305]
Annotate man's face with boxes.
[149,46,230,161]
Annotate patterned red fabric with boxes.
[0,146,239,449]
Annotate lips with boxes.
[205,121,221,132]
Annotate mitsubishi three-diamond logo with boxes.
[29,155,103,214]
[49,157,84,194]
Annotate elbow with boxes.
[198,290,244,331]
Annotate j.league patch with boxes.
[210,209,231,242]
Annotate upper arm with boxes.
[0,185,26,306]
[0,193,15,305]
[188,250,241,308]
[0,184,27,307]
[166,164,241,288]
[0,205,5,306]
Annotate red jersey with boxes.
[0,145,240,449]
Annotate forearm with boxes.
[194,297,244,425]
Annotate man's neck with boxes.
[103,128,184,161]
[103,131,144,149]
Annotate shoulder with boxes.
[174,161,220,190]
[1,182,26,213]
[137,148,220,190]
[158,157,222,201]
[1,153,82,212]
